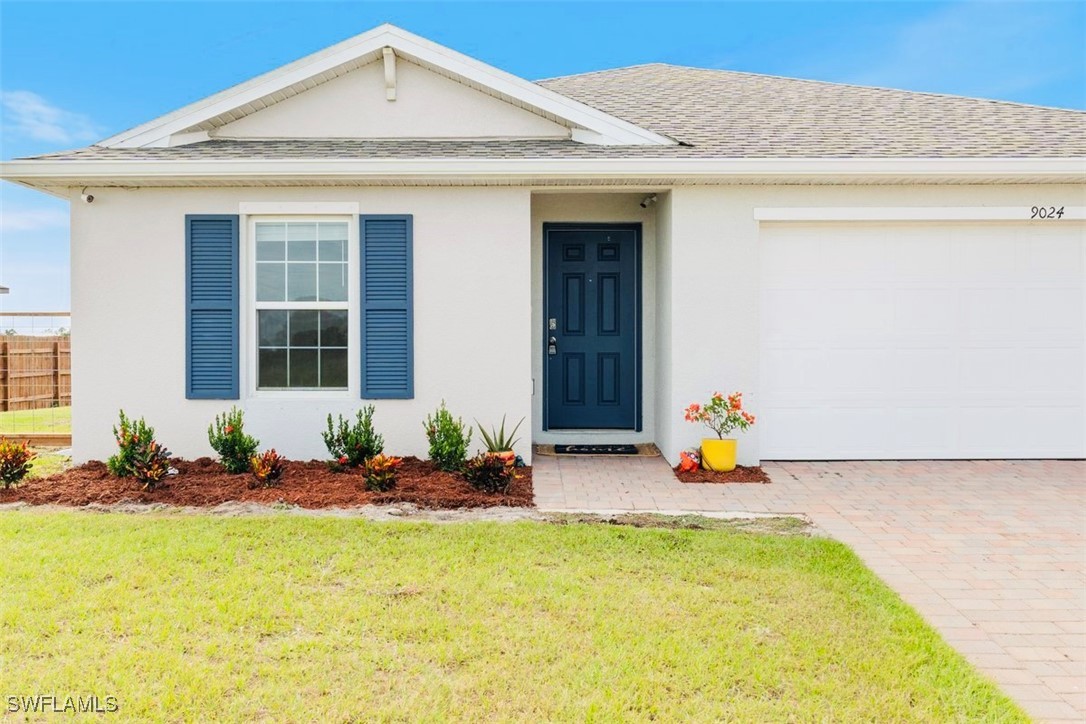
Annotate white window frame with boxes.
[242,214,360,399]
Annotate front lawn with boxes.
[0,513,1023,721]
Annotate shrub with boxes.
[0,438,35,488]
[322,406,384,468]
[424,401,472,472]
[208,407,259,474]
[250,449,286,488]
[362,454,402,492]
[477,415,524,453]
[463,453,514,494]
[107,410,157,478]
[106,410,171,488]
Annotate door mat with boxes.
[554,444,639,455]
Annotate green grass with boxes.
[0,513,1024,722]
[28,449,71,478]
[0,405,71,434]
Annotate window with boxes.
[253,220,349,389]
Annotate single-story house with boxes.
[3,24,1084,465]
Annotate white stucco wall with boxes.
[69,186,532,464]
[530,192,659,445]
[217,59,569,139]
[657,183,1086,466]
[67,182,1084,468]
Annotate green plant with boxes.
[476,415,524,453]
[462,453,514,493]
[322,407,384,468]
[208,407,259,474]
[362,454,402,492]
[0,438,35,488]
[129,440,171,491]
[250,449,286,488]
[105,411,170,489]
[424,401,472,472]
[684,391,756,439]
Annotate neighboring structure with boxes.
[2,24,1084,464]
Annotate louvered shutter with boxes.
[360,215,413,398]
[185,215,239,399]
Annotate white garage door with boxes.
[760,221,1085,459]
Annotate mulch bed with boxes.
[1,457,533,509]
[673,464,772,484]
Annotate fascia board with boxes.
[3,157,1084,182]
[99,25,674,149]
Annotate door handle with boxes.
[548,336,558,356]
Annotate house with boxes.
[2,24,1084,465]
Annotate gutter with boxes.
[2,157,1084,188]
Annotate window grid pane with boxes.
[255,221,350,391]
[257,309,348,389]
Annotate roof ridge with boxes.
[540,62,1086,114]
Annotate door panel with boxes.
[545,226,639,429]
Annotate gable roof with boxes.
[99,24,675,149]
[537,63,1086,158]
[3,28,1084,193]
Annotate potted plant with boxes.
[477,415,523,465]
[683,392,756,472]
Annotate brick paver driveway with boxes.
[533,455,1085,722]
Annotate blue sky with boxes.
[2,1,1084,312]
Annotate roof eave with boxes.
[3,156,1085,188]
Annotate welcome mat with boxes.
[554,444,639,455]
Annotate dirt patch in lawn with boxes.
[673,465,772,484]
[0,457,533,509]
[546,512,810,535]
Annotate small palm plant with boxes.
[477,416,523,453]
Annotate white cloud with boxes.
[0,208,69,233]
[1,90,102,145]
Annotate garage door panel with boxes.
[894,289,957,334]
[890,233,954,280]
[961,289,1023,338]
[892,408,957,454]
[1025,288,1084,334]
[893,349,958,391]
[760,221,1085,460]
[956,231,1020,281]
[821,349,895,390]
[1025,234,1083,282]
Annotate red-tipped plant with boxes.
[250,449,286,488]
[0,438,35,488]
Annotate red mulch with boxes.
[1,457,533,509]
[673,464,771,484]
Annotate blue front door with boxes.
[544,224,640,430]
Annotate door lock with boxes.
[547,336,558,356]
[548,318,557,330]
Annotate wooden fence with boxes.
[0,335,71,411]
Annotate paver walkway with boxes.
[533,454,1086,722]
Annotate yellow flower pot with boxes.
[701,438,737,472]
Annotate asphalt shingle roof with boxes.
[23,63,1086,161]
[538,64,1086,158]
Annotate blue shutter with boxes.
[186,215,239,399]
[361,215,413,398]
